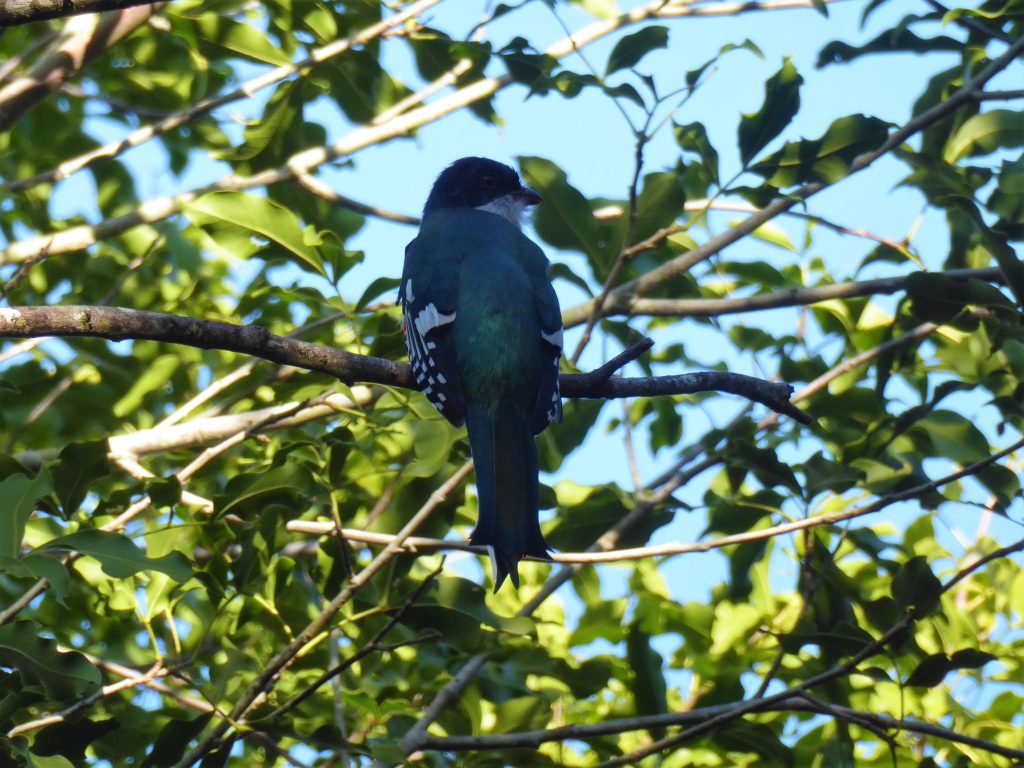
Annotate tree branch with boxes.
[621,267,1005,320]
[0,306,809,422]
[0,0,163,27]
[416,693,1024,760]
[288,436,1024,563]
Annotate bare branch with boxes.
[0,306,809,422]
[417,691,1024,760]
[0,0,164,25]
[7,663,167,738]
[287,436,1024,563]
[292,172,419,225]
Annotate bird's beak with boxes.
[515,186,543,206]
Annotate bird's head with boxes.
[423,157,542,227]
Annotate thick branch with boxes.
[0,0,161,26]
[0,306,808,422]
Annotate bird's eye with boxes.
[481,176,496,188]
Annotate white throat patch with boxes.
[475,194,531,228]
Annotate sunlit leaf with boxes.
[40,530,192,582]
[944,109,1024,164]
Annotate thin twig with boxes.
[287,436,1024,563]
[259,565,444,721]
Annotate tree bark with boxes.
[0,304,811,424]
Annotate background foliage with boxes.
[1,0,1023,766]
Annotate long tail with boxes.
[466,401,552,591]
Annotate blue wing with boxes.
[399,239,466,426]
[530,257,563,435]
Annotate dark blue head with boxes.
[423,157,542,224]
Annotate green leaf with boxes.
[399,576,535,652]
[32,719,120,763]
[738,58,803,166]
[220,80,302,163]
[626,624,668,737]
[39,530,192,582]
[725,440,801,493]
[193,14,292,66]
[633,171,685,242]
[674,121,720,188]
[943,109,1024,164]
[146,476,182,509]
[216,464,313,518]
[605,26,668,75]
[112,354,180,418]
[0,470,52,559]
[913,410,991,464]
[0,621,101,700]
[141,714,213,768]
[355,276,401,310]
[185,191,326,277]
[892,556,942,618]
[817,29,961,68]
[906,653,954,687]
[519,156,602,262]
[0,553,71,602]
[53,440,110,515]
[407,418,460,478]
[746,220,796,251]
[949,648,997,669]
[906,272,1016,323]
[750,114,892,187]
[491,697,549,734]
[712,722,794,768]
[989,158,1024,235]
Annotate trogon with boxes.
[399,157,563,591]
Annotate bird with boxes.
[399,157,563,591]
